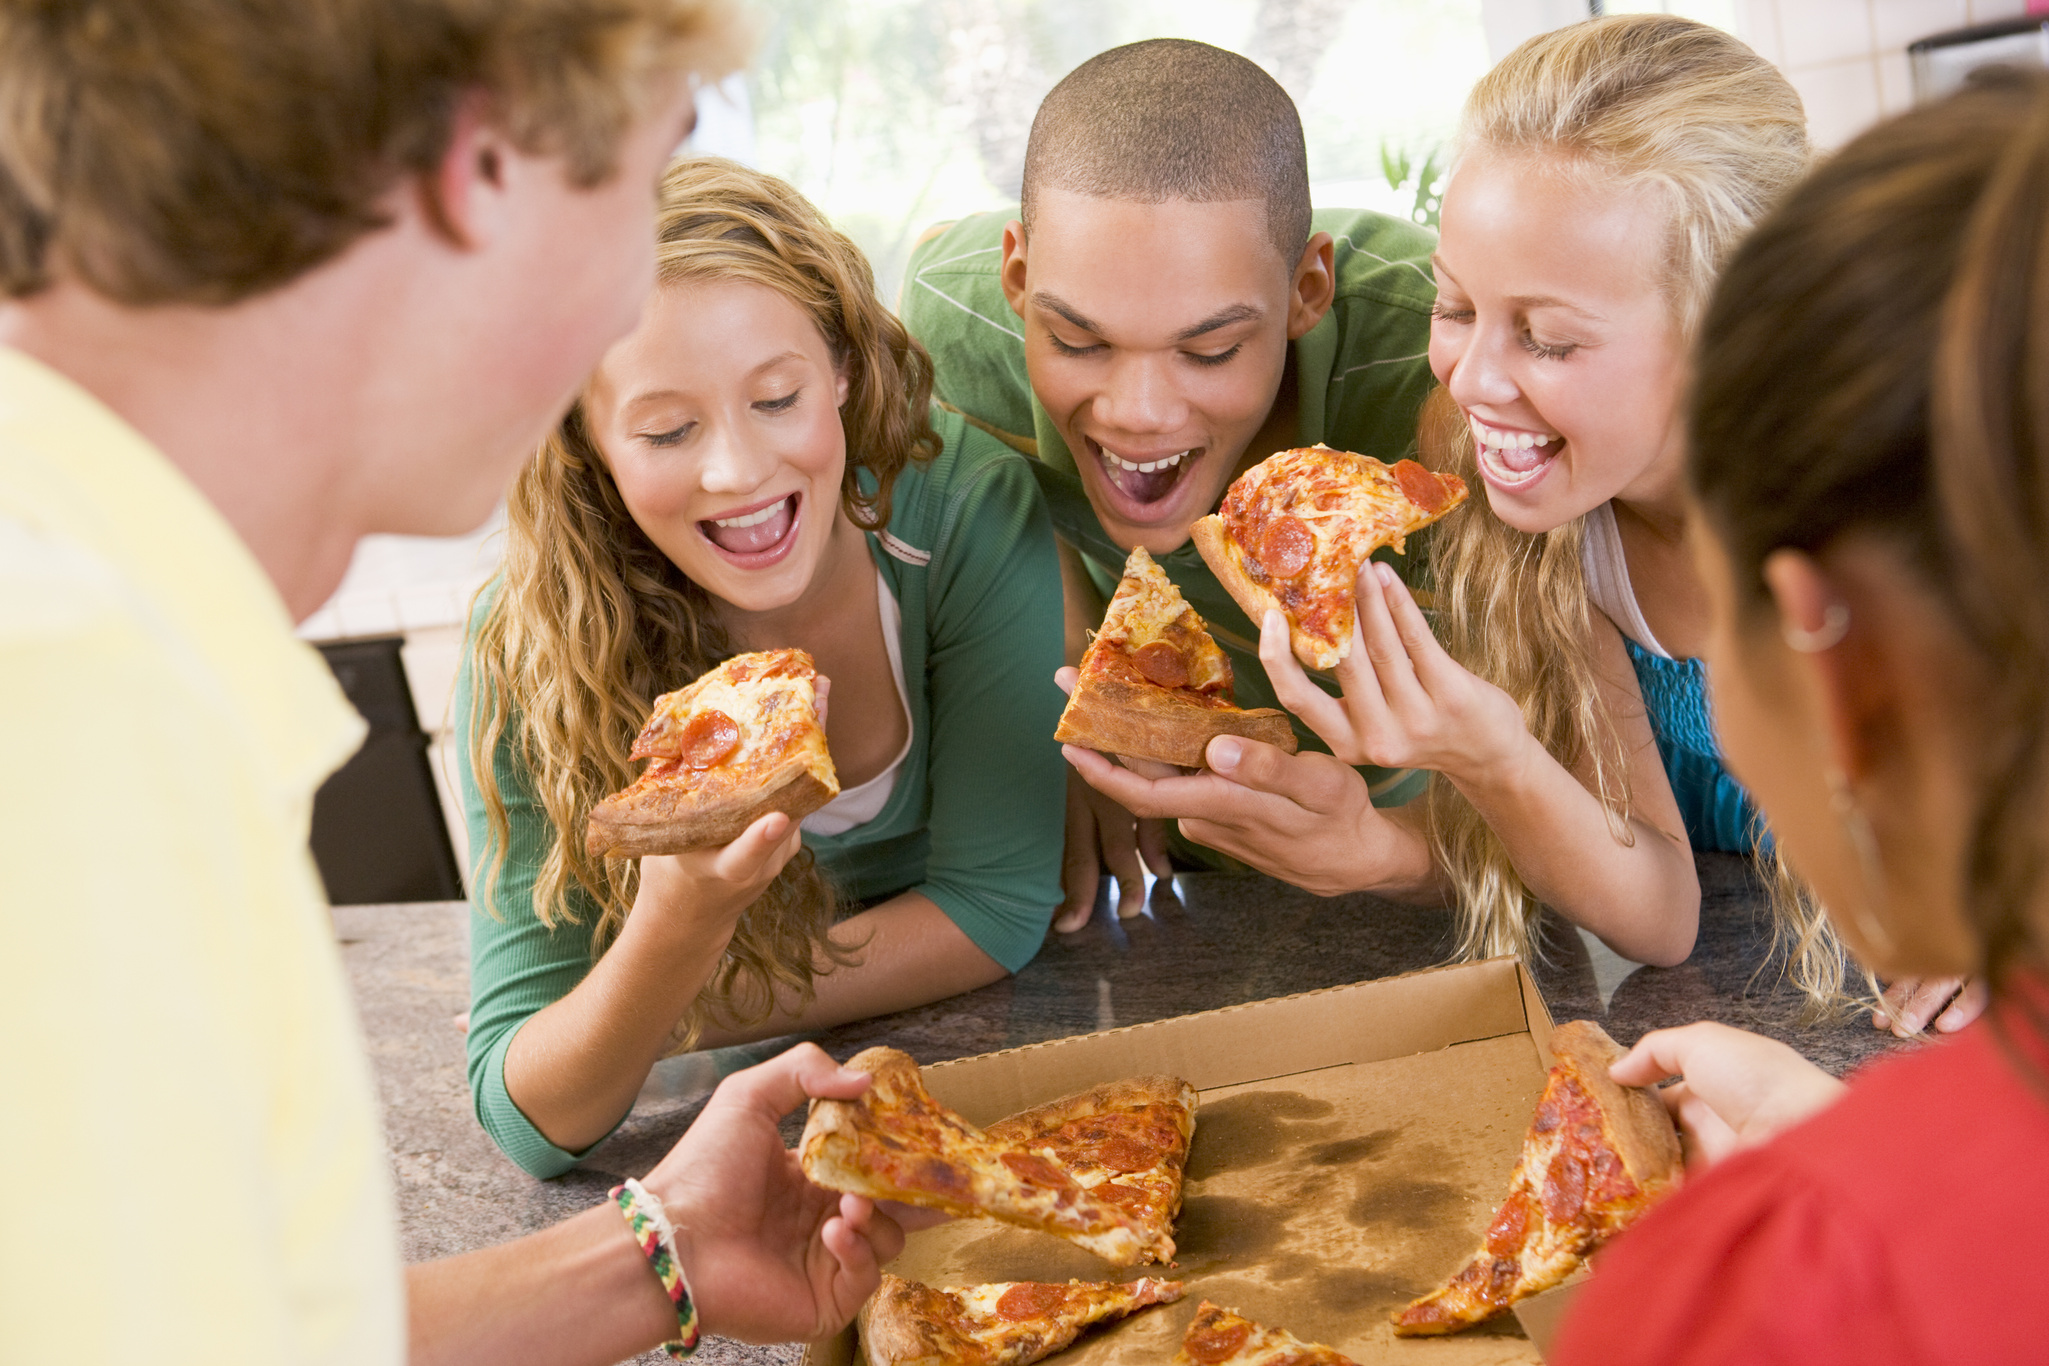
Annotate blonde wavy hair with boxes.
[466,156,942,1049]
[1422,16,1849,1004]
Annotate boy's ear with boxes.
[1000,219,1029,318]
[414,91,513,252]
[1285,232,1336,341]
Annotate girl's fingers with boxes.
[1376,563,1459,688]
[1261,609,1360,740]
[1353,561,1430,715]
[714,810,794,881]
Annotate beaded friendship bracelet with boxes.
[610,1177,700,1359]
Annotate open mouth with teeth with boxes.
[1086,435,1203,509]
[1469,415,1563,490]
[699,492,801,564]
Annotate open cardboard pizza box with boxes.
[802,958,1592,1366]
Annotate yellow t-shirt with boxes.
[0,350,404,1362]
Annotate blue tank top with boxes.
[1623,639,1764,855]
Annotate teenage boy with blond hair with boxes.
[0,3,904,1363]
[902,39,1442,922]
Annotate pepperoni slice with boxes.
[1184,1320,1252,1364]
[678,710,741,770]
[1093,1181,1153,1212]
[1256,515,1314,578]
[995,1282,1070,1319]
[1133,640,1190,689]
[1085,1135,1157,1173]
[1000,1151,1076,1191]
[1394,458,1451,512]
[1543,1146,1587,1224]
[1484,1189,1530,1255]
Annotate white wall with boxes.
[1739,0,2030,148]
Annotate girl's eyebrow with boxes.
[1509,293,1608,322]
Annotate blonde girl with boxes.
[456,158,1067,1178]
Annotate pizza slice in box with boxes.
[1054,545,1297,768]
[799,1046,1175,1265]
[859,1273,1184,1366]
[585,647,837,858]
[1391,1019,1682,1336]
[1174,1301,1360,1366]
[982,1075,1197,1247]
[1192,444,1467,671]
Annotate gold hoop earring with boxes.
[1824,766,1894,956]
[1785,602,1850,653]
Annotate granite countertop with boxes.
[339,852,1904,1366]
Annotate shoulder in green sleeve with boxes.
[1297,208,1440,467]
[901,211,1037,455]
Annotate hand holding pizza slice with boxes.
[1391,1019,1682,1336]
[1192,444,1467,671]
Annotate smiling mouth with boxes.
[1087,437,1202,506]
[700,493,798,557]
[1469,416,1563,488]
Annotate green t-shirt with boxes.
[902,207,1441,803]
[457,410,1067,1177]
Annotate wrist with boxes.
[1439,726,1543,805]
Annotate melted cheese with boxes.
[1094,546,1232,693]
[634,648,836,793]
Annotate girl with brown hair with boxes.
[455,158,1066,1178]
[1552,72,2049,1362]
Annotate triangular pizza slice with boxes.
[1054,545,1297,768]
[1391,1019,1682,1336]
[859,1273,1183,1366]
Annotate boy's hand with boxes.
[1058,767,1172,929]
[644,1044,906,1342]
[1609,1023,1847,1171]
[1874,975,1986,1037]
[1263,563,1529,783]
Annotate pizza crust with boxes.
[586,753,836,857]
[1191,514,1343,669]
[1546,1019,1682,1192]
[1054,668,1298,768]
[858,1275,954,1366]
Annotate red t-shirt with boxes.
[1552,985,2049,1365]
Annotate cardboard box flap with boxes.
[924,957,1548,1125]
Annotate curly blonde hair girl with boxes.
[1421,16,1848,1003]
[465,155,941,1048]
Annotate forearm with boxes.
[504,909,735,1153]
[695,893,1007,1048]
[409,1204,672,1366]
[1446,741,1699,964]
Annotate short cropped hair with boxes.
[0,0,747,306]
[1020,39,1311,263]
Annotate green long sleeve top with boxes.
[902,208,1441,804]
[455,410,1067,1177]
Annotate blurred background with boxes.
[297,0,2031,900]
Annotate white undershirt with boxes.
[800,565,912,835]
[1580,501,1672,660]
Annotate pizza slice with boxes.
[1173,1301,1359,1366]
[1192,444,1468,670]
[585,647,838,858]
[859,1273,1184,1366]
[1053,546,1297,768]
[1390,1019,1682,1336]
[799,1046,1173,1265]
[982,1075,1197,1249]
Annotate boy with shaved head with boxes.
[903,39,1442,922]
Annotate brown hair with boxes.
[465,157,940,1049]
[1692,73,2049,992]
[1021,38,1311,262]
[1424,15,1813,969]
[0,0,747,305]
